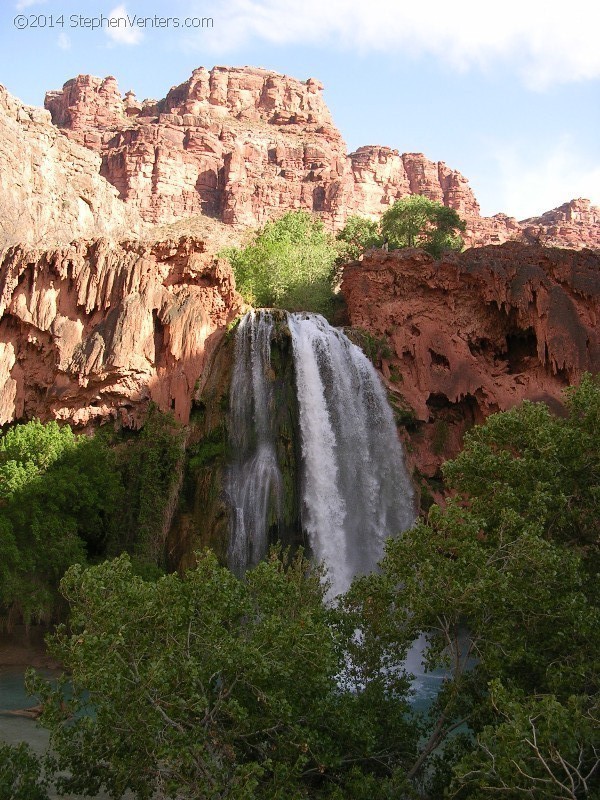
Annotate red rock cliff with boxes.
[0,83,140,247]
[342,243,600,474]
[0,237,243,427]
[44,67,541,241]
[43,68,600,250]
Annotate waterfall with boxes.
[288,313,414,596]
[227,310,283,575]
[228,310,414,595]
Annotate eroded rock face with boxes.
[0,237,243,427]
[42,68,490,235]
[341,243,600,475]
[0,84,141,248]
[346,146,481,220]
[520,199,600,250]
[43,68,349,228]
[43,68,600,250]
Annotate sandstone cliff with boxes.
[0,237,243,427]
[41,67,600,250]
[341,243,600,475]
[520,199,600,250]
[44,68,350,228]
[0,84,141,248]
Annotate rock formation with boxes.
[0,84,141,248]
[341,243,600,476]
[520,199,600,250]
[0,237,243,427]
[41,67,600,250]
[44,68,349,228]
[1,66,599,482]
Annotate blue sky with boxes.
[1,0,598,219]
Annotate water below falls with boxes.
[227,310,415,596]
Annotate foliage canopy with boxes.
[345,374,600,796]
[0,409,185,626]
[0,420,122,626]
[335,215,383,262]
[31,550,417,799]
[380,195,466,257]
[223,211,339,314]
[12,378,600,798]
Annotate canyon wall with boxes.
[0,84,141,248]
[0,237,243,428]
[341,243,600,475]
[41,67,600,248]
[1,66,599,480]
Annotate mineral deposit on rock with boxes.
[0,237,243,427]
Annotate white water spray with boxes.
[288,313,414,596]
[227,311,283,574]
[228,310,415,594]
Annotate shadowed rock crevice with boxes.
[0,237,243,427]
[342,242,600,476]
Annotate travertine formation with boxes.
[0,83,141,248]
[342,243,600,474]
[41,67,600,249]
[0,237,243,427]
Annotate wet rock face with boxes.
[168,312,304,575]
[341,242,600,474]
[0,237,243,428]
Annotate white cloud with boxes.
[105,4,144,47]
[15,0,46,8]
[57,32,71,50]
[194,0,600,89]
[493,138,600,219]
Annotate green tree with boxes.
[380,195,466,257]
[222,211,339,313]
[335,216,383,262]
[0,420,122,626]
[346,376,600,795]
[115,405,186,567]
[0,743,50,800]
[30,550,418,799]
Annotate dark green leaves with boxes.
[380,195,466,257]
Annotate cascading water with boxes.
[288,312,414,596]
[227,310,283,575]
[228,310,415,595]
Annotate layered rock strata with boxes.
[41,68,600,249]
[0,237,243,427]
[341,243,600,474]
[0,84,140,248]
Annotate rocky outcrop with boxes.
[0,237,243,427]
[342,243,600,475]
[43,68,349,228]
[520,199,600,250]
[346,146,481,219]
[41,68,496,236]
[43,68,600,250]
[0,84,141,248]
